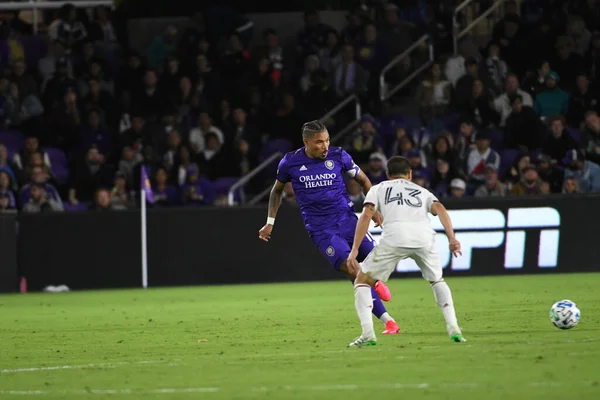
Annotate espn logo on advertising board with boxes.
[362,207,560,272]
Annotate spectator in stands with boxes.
[562,149,600,193]
[484,42,508,96]
[82,77,116,126]
[133,70,165,121]
[503,153,530,187]
[380,3,415,59]
[90,5,117,46]
[110,171,135,210]
[582,111,600,164]
[151,167,179,207]
[406,149,429,179]
[43,57,79,111]
[567,73,599,128]
[445,40,477,87]
[543,115,579,162]
[566,15,591,57]
[522,60,551,100]
[429,135,456,167]
[20,165,61,206]
[449,178,467,198]
[13,135,50,173]
[89,187,120,211]
[230,138,257,178]
[465,130,500,191]
[256,29,284,78]
[430,158,456,198]
[160,55,183,98]
[198,132,227,180]
[534,71,570,119]
[334,43,369,99]
[78,57,114,98]
[505,94,548,152]
[562,176,580,194]
[22,183,63,213]
[296,10,330,61]
[453,57,481,112]
[319,30,342,74]
[491,13,527,76]
[193,54,223,106]
[0,192,15,212]
[412,170,428,189]
[536,154,564,194]
[466,79,500,129]
[80,108,113,157]
[509,164,544,196]
[48,3,87,50]
[69,146,114,205]
[493,74,534,127]
[120,113,149,153]
[552,36,585,88]
[181,163,214,206]
[119,51,145,105]
[0,143,17,182]
[416,63,451,122]
[354,23,389,79]
[11,58,37,98]
[24,152,55,186]
[454,117,477,163]
[586,32,600,81]
[146,25,177,70]
[118,145,142,189]
[349,114,383,165]
[300,55,322,95]
[365,152,387,185]
[38,40,72,93]
[189,111,225,154]
[474,163,507,197]
[220,32,253,100]
[0,171,16,209]
[161,130,182,173]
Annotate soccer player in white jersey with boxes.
[346,156,466,346]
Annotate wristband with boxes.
[267,217,275,226]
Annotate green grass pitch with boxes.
[1,273,599,399]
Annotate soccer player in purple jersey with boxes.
[258,120,400,335]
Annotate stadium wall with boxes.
[2,196,599,293]
[0,213,18,293]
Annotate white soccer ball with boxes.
[549,299,580,330]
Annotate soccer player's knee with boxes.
[429,278,445,287]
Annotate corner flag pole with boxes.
[141,188,148,289]
[140,165,154,289]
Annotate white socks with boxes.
[431,279,460,335]
[354,284,375,339]
[379,312,394,324]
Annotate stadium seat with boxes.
[0,130,25,155]
[45,147,69,185]
[63,202,89,212]
[499,149,522,176]
[212,177,242,202]
[567,128,581,143]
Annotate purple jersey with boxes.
[277,146,360,233]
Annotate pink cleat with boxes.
[382,320,401,335]
[374,281,391,302]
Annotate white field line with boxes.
[0,360,173,374]
[0,381,596,396]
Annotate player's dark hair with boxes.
[301,120,326,138]
[387,156,411,177]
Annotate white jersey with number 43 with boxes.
[363,178,438,248]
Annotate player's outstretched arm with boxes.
[431,202,462,257]
[349,204,375,262]
[258,180,285,242]
[353,170,383,227]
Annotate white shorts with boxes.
[361,240,442,282]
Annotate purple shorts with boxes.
[310,217,376,271]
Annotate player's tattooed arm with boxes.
[349,204,375,260]
[354,171,383,227]
[353,170,372,194]
[267,180,286,219]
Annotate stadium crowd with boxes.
[0,0,599,214]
